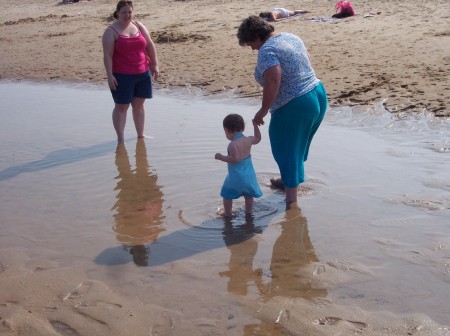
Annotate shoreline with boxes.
[3,77,449,127]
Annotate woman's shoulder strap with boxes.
[132,21,143,32]
[108,24,121,36]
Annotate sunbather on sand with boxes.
[259,8,308,22]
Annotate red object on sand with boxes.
[335,0,355,16]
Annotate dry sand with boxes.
[0,0,449,116]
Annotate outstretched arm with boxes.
[292,10,309,15]
[253,65,281,126]
[252,119,261,144]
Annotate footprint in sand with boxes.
[0,317,14,333]
[62,281,94,301]
[313,316,368,329]
[50,320,80,336]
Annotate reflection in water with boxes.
[220,216,263,296]
[221,205,327,334]
[112,139,165,266]
[265,205,326,300]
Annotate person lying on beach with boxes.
[215,114,262,217]
[259,8,309,22]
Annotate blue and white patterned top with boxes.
[255,32,320,112]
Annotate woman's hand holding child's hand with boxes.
[253,108,267,126]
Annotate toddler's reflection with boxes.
[220,216,263,296]
[112,139,165,266]
[221,205,327,331]
[265,204,327,300]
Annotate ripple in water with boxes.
[177,201,279,243]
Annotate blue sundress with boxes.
[220,133,263,200]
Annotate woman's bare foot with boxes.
[138,134,154,139]
[270,178,285,190]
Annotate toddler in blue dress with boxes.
[215,114,262,217]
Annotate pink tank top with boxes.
[111,23,149,74]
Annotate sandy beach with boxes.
[0,0,449,116]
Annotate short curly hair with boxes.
[237,15,274,46]
[223,114,245,133]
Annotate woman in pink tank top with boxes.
[102,0,160,144]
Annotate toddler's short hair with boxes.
[223,114,245,132]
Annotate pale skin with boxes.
[102,4,160,144]
[215,120,261,217]
[248,33,312,206]
[264,9,308,22]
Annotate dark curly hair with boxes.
[259,12,273,20]
[237,15,274,46]
[223,114,245,133]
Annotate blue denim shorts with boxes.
[111,71,152,104]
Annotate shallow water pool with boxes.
[0,81,449,334]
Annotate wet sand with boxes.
[0,0,449,116]
[0,81,449,335]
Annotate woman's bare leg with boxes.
[285,187,298,209]
[131,97,146,138]
[112,103,130,144]
[223,199,233,217]
[244,197,254,215]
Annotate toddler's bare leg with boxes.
[223,199,233,217]
[244,197,254,215]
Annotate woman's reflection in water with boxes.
[221,205,327,333]
[266,204,326,300]
[112,139,165,266]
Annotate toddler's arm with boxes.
[252,119,261,145]
[215,142,240,163]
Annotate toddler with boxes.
[215,114,262,217]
